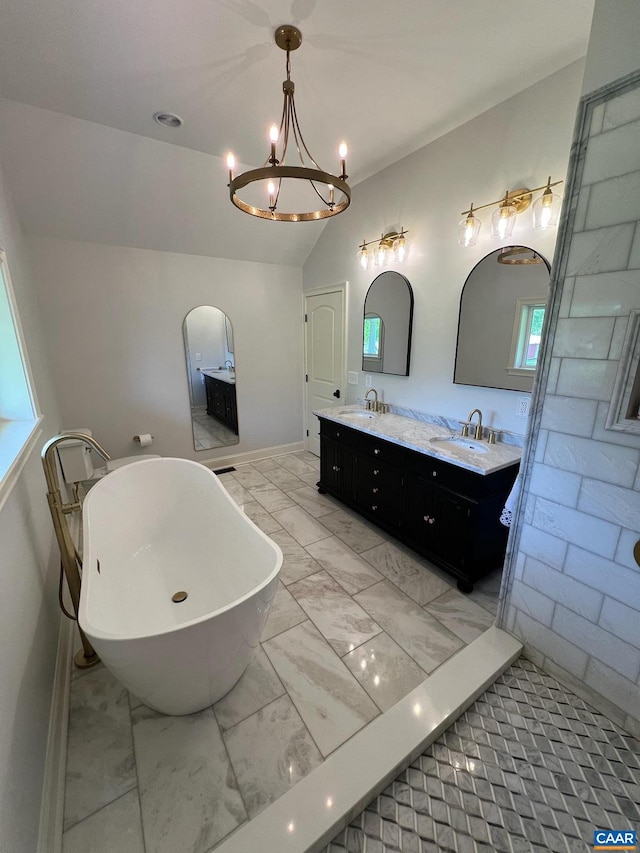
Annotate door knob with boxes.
[333,389,341,399]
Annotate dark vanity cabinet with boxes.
[318,418,518,591]
[204,375,238,434]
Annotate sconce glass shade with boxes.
[358,243,369,271]
[377,238,390,267]
[393,232,407,262]
[458,207,481,247]
[533,188,562,230]
[491,201,517,240]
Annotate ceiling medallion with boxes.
[225,25,351,222]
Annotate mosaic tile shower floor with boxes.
[323,657,640,853]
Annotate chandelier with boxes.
[226,25,351,222]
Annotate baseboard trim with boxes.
[37,615,74,853]
[216,626,522,853]
[199,441,306,470]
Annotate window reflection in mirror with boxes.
[362,271,413,376]
[183,306,239,451]
[454,246,550,392]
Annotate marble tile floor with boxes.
[191,409,238,450]
[323,657,640,853]
[62,450,500,853]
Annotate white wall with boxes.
[581,0,640,94]
[0,160,64,851]
[502,3,640,737]
[304,61,585,435]
[27,237,303,463]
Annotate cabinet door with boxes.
[404,475,475,572]
[320,437,354,498]
[204,376,215,414]
[428,484,476,572]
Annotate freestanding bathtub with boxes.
[79,457,282,715]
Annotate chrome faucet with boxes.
[364,388,378,411]
[41,432,111,668]
[224,359,234,371]
[464,409,483,440]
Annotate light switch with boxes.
[347,371,358,385]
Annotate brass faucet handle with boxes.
[365,400,372,411]
[488,429,499,444]
[460,422,470,437]
[377,402,389,414]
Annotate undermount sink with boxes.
[429,436,489,454]
[341,410,377,420]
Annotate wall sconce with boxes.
[357,229,408,271]
[458,178,562,247]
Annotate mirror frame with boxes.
[362,271,414,376]
[453,246,551,392]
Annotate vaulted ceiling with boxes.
[0,0,595,266]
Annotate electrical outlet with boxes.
[347,371,359,385]
[195,352,201,362]
[516,397,530,418]
[365,374,372,388]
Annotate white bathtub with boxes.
[79,457,282,715]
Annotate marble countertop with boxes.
[313,405,522,475]
[200,369,236,385]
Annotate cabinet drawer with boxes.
[354,430,406,466]
[357,455,402,485]
[320,419,358,444]
[357,473,401,505]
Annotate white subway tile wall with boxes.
[503,76,640,735]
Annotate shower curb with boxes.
[214,625,522,853]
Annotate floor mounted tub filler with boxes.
[79,457,282,715]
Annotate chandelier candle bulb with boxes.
[339,142,348,179]
[269,124,278,165]
[267,181,276,210]
[226,153,235,183]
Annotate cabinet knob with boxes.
[371,505,378,511]
[432,471,437,477]
[423,515,430,522]
[336,431,340,437]
[428,517,435,525]
[374,448,380,455]
[373,469,380,475]
[372,487,379,494]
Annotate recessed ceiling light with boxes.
[153,112,183,129]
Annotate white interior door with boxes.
[305,287,345,456]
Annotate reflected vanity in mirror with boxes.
[183,306,239,451]
[454,246,550,392]
[362,271,414,375]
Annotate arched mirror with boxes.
[183,306,239,450]
[362,271,413,375]
[454,246,550,392]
